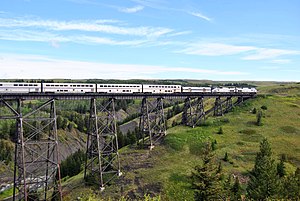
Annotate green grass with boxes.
[62,83,300,200]
[0,187,14,200]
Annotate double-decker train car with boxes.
[0,82,41,93]
[235,87,257,93]
[143,84,181,94]
[43,83,95,93]
[97,84,142,93]
[182,87,211,93]
[212,87,236,93]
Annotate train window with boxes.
[19,84,23,86]
[90,85,93,87]
[24,84,28,86]
[14,84,17,86]
[108,85,111,87]
[0,84,2,86]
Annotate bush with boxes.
[223,152,229,162]
[252,108,257,114]
[217,127,223,134]
[256,110,263,126]
[261,105,268,110]
[0,139,14,163]
[60,149,85,178]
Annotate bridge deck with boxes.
[0,92,256,100]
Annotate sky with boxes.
[0,0,299,81]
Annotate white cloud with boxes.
[189,12,212,22]
[167,31,192,37]
[179,43,256,56]
[0,54,246,79]
[1,30,148,46]
[119,5,144,13]
[0,17,173,38]
[179,42,300,61]
[0,29,147,46]
[242,48,300,60]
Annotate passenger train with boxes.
[0,82,257,94]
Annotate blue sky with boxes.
[0,0,299,81]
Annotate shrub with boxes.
[223,152,229,162]
[261,105,268,110]
[217,127,223,134]
[256,110,263,126]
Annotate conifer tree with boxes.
[277,156,286,177]
[191,143,223,200]
[223,174,232,198]
[282,170,300,199]
[231,176,242,200]
[256,110,263,126]
[217,127,223,134]
[246,138,280,199]
[223,152,229,162]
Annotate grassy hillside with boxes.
[60,83,300,200]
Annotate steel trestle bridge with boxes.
[0,92,255,200]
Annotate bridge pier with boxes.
[84,98,121,190]
[139,97,166,149]
[214,97,223,116]
[7,99,62,201]
[182,97,205,128]
[237,96,244,104]
[224,97,233,113]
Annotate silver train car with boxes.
[0,82,257,94]
[0,82,41,93]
